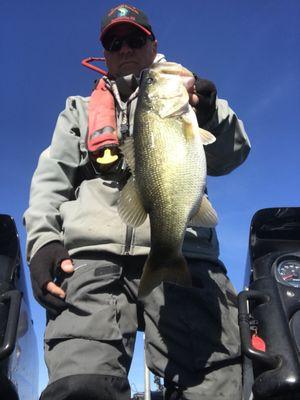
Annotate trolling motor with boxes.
[239,208,300,399]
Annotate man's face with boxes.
[103,24,157,78]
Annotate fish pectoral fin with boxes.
[189,195,218,227]
[138,254,192,298]
[181,112,216,144]
[182,113,198,140]
[119,136,135,174]
[199,128,216,145]
[118,176,147,227]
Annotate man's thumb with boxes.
[60,259,74,273]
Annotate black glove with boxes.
[194,76,217,127]
[29,241,71,316]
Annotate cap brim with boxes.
[100,19,152,41]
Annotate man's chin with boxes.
[118,63,141,77]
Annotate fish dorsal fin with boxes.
[119,136,135,174]
[118,176,147,227]
[199,128,216,145]
[189,194,218,227]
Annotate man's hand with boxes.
[188,86,200,108]
[45,259,74,298]
[190,77,217,127]
[29,241,74,316]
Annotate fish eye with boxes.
[146,77,153,84]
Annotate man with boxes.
[24,4,250,400]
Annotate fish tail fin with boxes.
[138,254,192,298]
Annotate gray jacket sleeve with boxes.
[23,96,88,262]
[203,98,250,176]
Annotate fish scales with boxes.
[134,109,206,251]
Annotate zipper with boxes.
[124,225,134,255]
[119,81,138,256]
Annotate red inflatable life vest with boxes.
[87,78,119,165]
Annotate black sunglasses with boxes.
[103,32,149,52]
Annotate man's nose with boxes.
[119,41,133,55]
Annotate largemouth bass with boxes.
[119,62,218,297]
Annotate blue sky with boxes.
[1,0,299,396]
